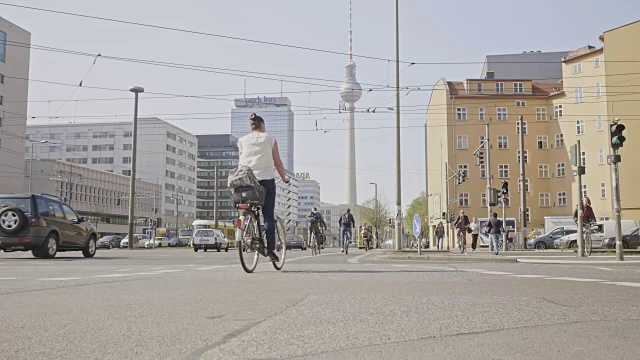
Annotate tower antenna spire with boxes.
[349,0,353,62]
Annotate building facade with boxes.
[0,17,31,194]
[481,51,569,82]
[196,134,238,222]
[230,97,294,172]
[318,203,363,242]
[277,172,299,233]
[28,159,161,235]
[297,176,321,228]
[26,118,197,227]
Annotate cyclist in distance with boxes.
[453,210,470,247]
[238,113,290,262]
[573,196,597,225]
[307,207,326,248]
[339,208,356,252]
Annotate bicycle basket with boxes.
[232,185,266,206]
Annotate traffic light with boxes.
[456,170,466,185]
[501,181,509,196]
[441,212,446,220]
[569,144,579,166]
[489,188,500,207]
[478,150,485,165]
[610,121,626,150]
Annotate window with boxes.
[477,82,483,93]
[91,157,114,164]
[0,74,3,84]
[498,164,509,178]
[557,192,567,207]
[497,135,508,149]
[553,134,564,149]
[166,157,176,166]
[458,193,470,207]
[572,62,583,74]
[166,144,176,153]
[516,149,529,163]
[536,107,547,121]
[496,82,504,93]
[480,164,486,179]
[600,182,607,199]
[166,131,177,141]
[582,184,588,199]
[456,107,467,121]
[599,148,605,165]
[575,87,584,103]
[516,100,526,107]
[537,135,549,149]
[92,131,115,139]
[481,193,487,207]
[122,170,131,176]
[497,107,508,120]
[61,204,79,222]
[554,104,563,119]
[538,164,550,178]
[594,57,601,68]
[479,107,485,121]
[123,144,132,151]
[0,31,5,62]
[66,145,88,152]
[518,178,530,193]
[457,135,468,150]
[92,144,114,151]
[122,157,132,164]
[597,115,603,131]
[166,170,176,179]
[513,82,524,94]
[595,81,602,98]
[65,158,88,165]
[581,151,587,167]
[556,163,566,177]
[479,135,486,146]
[539,193,551,207]
[576,119,585,135]
[516,120,528,135]
[457,164,469,179]
[123,131,132,138]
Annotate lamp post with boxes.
[171,194,184,238]
[29,140,49,193]
[127,86,144,250]
[369,182,378,246]
[56,170,83,206]
[393,0,402,251]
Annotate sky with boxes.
[3,0,640,212]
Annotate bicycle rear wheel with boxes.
[585,232,592,256]
[238,213,259,273]
[345,236,349,255]
[458,234,464,254]
[311,234,317,256]
[272,218,287,270]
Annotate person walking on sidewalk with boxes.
[435,222,445,250]
[470,217,479,251]
[486,213,503,255]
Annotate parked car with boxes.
[97,235,123,249]
[556,220,637,249]
[527,227,577,250]
[0,194,98,258]
[145,237,170,248]
[286,234,306,250]
[193,229,229,252]
[602,227,640,249]
[168,237,181,247]
[120,234,149,248]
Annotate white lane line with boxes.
[594,267,614,271]
[392,264,410,268]
[544,277,606,282]
[287,252,341,262]
[37,278,80,281]
[197,266,228,270]
[348,253,370,264]
[115,269,133,272]
[603,282,640,288]
[460,269,489,272]
[509,275,548,278]
[0,277,18,280]
[94,274,135,278]
[130,272,160,275]
[150,267,166,270]
[477,271,514,275]
[185,265,197,267]
[152,269,183,273]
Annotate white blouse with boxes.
[238,132,276,181]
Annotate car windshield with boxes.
[179,230,193,237]
[0,197,31,213]
[154,237,164,240]
[196,230,214,237]
[286,235,299,241]
[100,236,114,240]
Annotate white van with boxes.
[120,234,150,248]
[556,220,637,249]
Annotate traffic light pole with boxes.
[444,161,450,251]
[576,140,585,258]
[485,124,493,252]
[612,149,624,261]
[518,116,527,249]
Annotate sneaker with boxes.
[495,250,499,255]
[341,248,344,253]
[267,250,280,263]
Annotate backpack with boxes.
[341,213,351,227]
[307,212,319,224]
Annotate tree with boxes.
[360,195,392,237]
[403,192,429,238]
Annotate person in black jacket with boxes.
[486,212,503,255]
[573,197,597,225]
[453,210,470,248]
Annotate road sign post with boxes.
[413,214,422,255]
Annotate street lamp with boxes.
[127,86,144,250]
[394,0,402,251]
[29,140,50,193]
[369,182,378,246]
[52,170,83,206]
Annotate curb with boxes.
[516,258,640,264]
[375,255,518,263]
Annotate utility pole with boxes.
[572,141,585,257]
[485,124,492,251]
[127,86,144,250]
[424,122,429,248]
[444,162,450,251]
[609,118,626,261]
[518,116,527,249]
[393,0,402,251]
[214,165,219,229]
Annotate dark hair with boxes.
[249,113,265,130]
[313,207,318,211]
[492,212,498,218]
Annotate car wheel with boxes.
[225,246,229,252]
[570,241,578,249]
[0,207,29,235]
[216,244,221,252]
[158,243,162,248]
[83,236,97,258]
[108,243,113,250]
[623,241,630,249]
[204,248,208,252]
[535,242,547,250]
[33,232,58,259]
[194,247,199,252]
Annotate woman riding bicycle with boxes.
[573,196,597,225]
[238,113,289,262]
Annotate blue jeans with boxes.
[491,233,501,253]
[340,227,352,247]
[259,179,276,251]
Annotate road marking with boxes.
[594,267,614,271]
[94,274,135,278]
[477,271,514,275]
[348,253,370,264]
[287,252,340,262]
[37,277,80,281]
[392,264,410,268]
[115,269,133,272]
[197,266,228,270]
[130,272,160,275]
[461,269,489,272]
[509,275,548,278]
[0,277,17,280]
[152,269,183,273]
[185,264,197,267]
[150,267,165,270]
[603,282,640,288]
[544,277,605,282]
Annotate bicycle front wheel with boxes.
[238,213,259,273]
[311,234,317,256]
[585,233,592,256]
[272,218,287,270]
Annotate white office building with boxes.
[26,118,197,227]
[319,202,363,241]
[231,97,294,172]
[297,177,321,228]
[0,17,31,194]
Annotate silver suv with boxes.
[0,194,98,258]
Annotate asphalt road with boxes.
[1,247,640,360]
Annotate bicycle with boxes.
[584,222,595,257]
[364,236,370,251]
[457,229,466,254]
[310,230,319,256]
[343,232,350,255]
[235,203,286,273]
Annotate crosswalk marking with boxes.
[544,277,605,282]
[37,277,80,281]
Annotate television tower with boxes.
[339,0,363,206]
